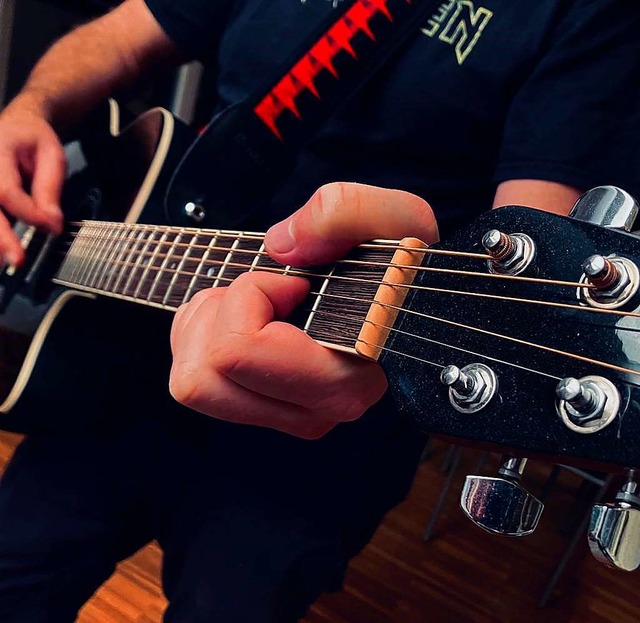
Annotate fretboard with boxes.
[54,221,415,356]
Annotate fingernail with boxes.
[265,219,296,254]
[4,252,19,272]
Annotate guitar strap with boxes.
[167,0,443,227]
[247,0,444,149]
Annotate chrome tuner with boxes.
[555,375,620,434]
[460,457,543,536]
[184,201,206,223]
[578,254,639,309]
[440,363,497,413]
[482,229,535,275]
[588,470,640,571]
[569,185,639,231]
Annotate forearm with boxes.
[6,0,180,132]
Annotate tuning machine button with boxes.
[460,457,543,536]
[589,470,640,571]
[482,229,535,275]
[570,185,639,231]
[555,375,620,434]
[440,363,497,413]
[578,254,639,309]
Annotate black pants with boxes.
[0,400,425,622]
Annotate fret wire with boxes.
[164,230,198,306]
[83,223,112,288]
[85,223,117,288]
[250,243,265,272]
[74,223,104,284]
[93,225,125,290]
[146,229,184,303]
[213,237,241,288]
[303,264,336,334]
[104,226,142,293]
[183,232,218,305]
[133,228,169,299]
[100,226,133,292]
[66,222,88,283]
[111,228,146,295]
[121,228,158,298]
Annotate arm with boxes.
[0,0,180,265]
[493,180,582,215]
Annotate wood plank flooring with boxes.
[1,431,639,623]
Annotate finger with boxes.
[0,210,24,266]
[218,321,388,418]
[31,137,67,234]
[264,182,439,266]
[170,287,226,351]
[0,154,59,231]
[169,363,338,439]
[214,272,310,336]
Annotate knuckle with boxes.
[312,182,345,221]
[168,363,202,408]
[190,286,223,306]
[297,421,336,440]
[213,336,245,378]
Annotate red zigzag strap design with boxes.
[254,0,410,140]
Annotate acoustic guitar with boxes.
[2,100,640,569]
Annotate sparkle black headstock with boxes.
[381,186,640,571]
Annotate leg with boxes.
[158,398,427,623]
[0,420,162,623]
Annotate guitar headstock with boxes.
[381,187,640,568]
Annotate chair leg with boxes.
[423,445,463,542]
[440,443,458,474]
[538,473,614,608]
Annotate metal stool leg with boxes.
[423,446,463,542]
[538,473,613,608]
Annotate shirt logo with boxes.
[422,0,493,65]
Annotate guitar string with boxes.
[305,307,561,380]
[53,269,640,381]
[304,290,640,379]
[58,246,640,321]
[67,222,489,260]
[61,235,596,289]
[62,231,594,290]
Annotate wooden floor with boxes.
[1,431,639,623]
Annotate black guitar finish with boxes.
[383,206,640,469]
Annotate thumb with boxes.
[264,182,439,266]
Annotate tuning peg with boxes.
[588,470,640,571]
[460,456,543,536]
[570,185,639,231]
[481,229,535,275]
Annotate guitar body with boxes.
[0,102,195,432]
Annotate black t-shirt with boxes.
[144,0,640,235]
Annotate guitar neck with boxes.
[54,221,427,358]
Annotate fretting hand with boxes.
[169,182,439,438]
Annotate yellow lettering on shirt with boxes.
[421,1,493,65]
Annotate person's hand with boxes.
[169,182,439,439]
[0,98,66,266]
